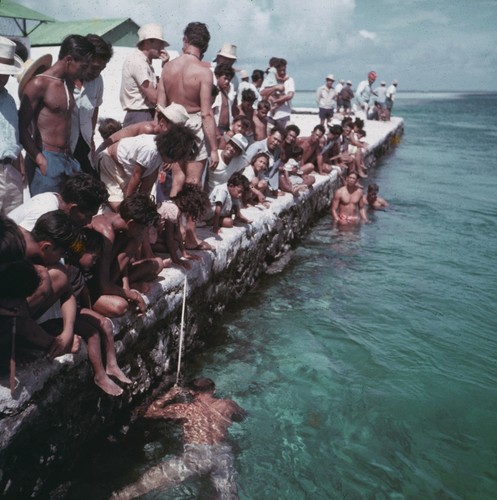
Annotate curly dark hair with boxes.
[155,125,199,162]
[119,193,159,227]
[184,22,210,55]
[60,173,109,214]
[172,184,210,221]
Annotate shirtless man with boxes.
[297,124,325,174]
[112,377,246,499]
[331,172,368,224]
[157,22,218,250]
[19,35,95,196]
[363,183,388,209]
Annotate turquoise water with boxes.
[67,93,497,499]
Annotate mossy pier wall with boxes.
[0,115,404,498]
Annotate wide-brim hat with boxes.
[326,74,335,81]
[217,43,237,60]
[17,54,53,98]
[156,103,189,126]
[137,23,169,47]
[229,133,248,152]
[0,36,24,76]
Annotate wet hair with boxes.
[250,152,270,166]
[313,124,325,134]
[232,115,251,130]
[241,88,256,103]
[155,125,198,162]
[269,125,286,139]
[286,124,300,137]
[227,172,250,189]
[98,117,122,139]
[214,63,235,80]
[367,183,379,194]
[119,193,159,227]
[173,184,210,221]
[190,377,215,393]
[31,210,80,252]
[184,22,210,55]
[86,34,113,62]
[58,34,95,61]
[251,69,264,83]
[60,173,109,214]
[288,145,304,160]
[257,99,271,112]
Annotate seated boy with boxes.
[89,193,161,317]
[204,172,252,234]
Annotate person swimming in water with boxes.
[363,183,389,209]
[111,377,246,499]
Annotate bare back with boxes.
[160,55,212,113]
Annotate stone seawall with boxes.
[0,115,404,498]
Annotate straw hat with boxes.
[217,43,237,60]
[156,103,189,125]
[137,23,169,47]
[239,69,249,79]
[0,36,23,75]
[326,74,335,81]
[16,54,53,98]
[229,133,248,152]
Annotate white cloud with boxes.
[359,29,377,41]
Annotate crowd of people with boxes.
[0,22,391,399]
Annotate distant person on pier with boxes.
[339,80,354,116]
[363,183,388,209]
[315,74,336,127]
[355,71,377,117]
[385,80,398,119]
[331,172,368,224]
[111,377,246,499]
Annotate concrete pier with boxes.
[0,114,403,497]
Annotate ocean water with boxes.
[66,92,497,499]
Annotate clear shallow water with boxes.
[66,93,497,499]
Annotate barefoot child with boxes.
[154,184,210,269]
[205,172,252,234]
[67,227,131,395]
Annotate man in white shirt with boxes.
[386,80,398,119]
[315,74,336,126]
[120,23,169,127]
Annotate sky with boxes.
[11,0,497,91]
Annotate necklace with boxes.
[184,51,200,60]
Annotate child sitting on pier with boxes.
[279,147,315,195]
[67,228,131,396]
[154,185,210,269]
[242,152,270,207]
[204,172,252,234]
[89,193,160,317]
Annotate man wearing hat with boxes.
[0,36,24,214]
[19,34,95,197]
[355,70,378,116]
[120,23,169,127]
[315,74,337,127]
[207,133,248,193]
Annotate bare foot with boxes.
[106,365,132,384]
[71,335,82,353]
[94,373,124,396]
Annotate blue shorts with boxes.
[30,150,81,196]
[319,108,334,120]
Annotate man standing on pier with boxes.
[157,22,218,250]
[355,71,377,116]
[112,378,246,499]
[331,172,368,224]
